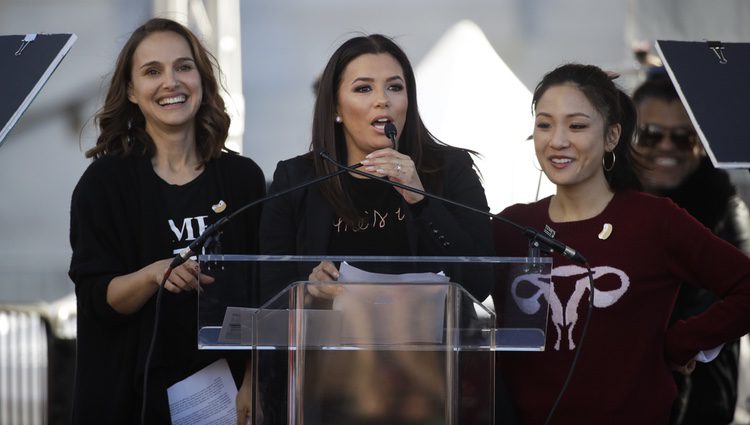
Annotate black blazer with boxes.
[258,149,494,302]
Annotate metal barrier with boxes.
[0,293,76,425]
[0,309,47,425]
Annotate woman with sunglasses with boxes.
[633,73,750,425]
[632,74,703,191]
[492,63,750,425]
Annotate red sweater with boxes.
[493,191,750,425]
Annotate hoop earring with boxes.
[603,151,616,172]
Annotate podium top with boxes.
[196,254,553,352]
[656,40,750,169]
[198,254,553,264]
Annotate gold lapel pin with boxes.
[211,200,227,213]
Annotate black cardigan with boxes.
[68,152,265,424]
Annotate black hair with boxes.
[532,63,642,192]
[632,73,680,105]
[311,34,476,223]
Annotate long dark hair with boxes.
[311,34,474,223]
[87,18,230,163]
[532,63,641,192]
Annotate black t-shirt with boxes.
[69,152,266,425]
[156,166,216,255]
[139,162,226,398]
[327,174,410,256]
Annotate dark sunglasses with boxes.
[637,124,697,150]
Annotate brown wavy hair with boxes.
[86,18,230,162]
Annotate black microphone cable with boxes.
[319,150,586,264]
[319,150,595,425]
[543,264,594,425]
[140,268,172,424]
[139,159,364,425]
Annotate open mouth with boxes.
[371,117,391,130]
[158,95,187,106]
[550,157,573,165]
[653,156,679,167]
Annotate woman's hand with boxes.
[156,258,215,293]
[236,377,251,425]
[671,358,696,375]
[236,373,263,425]
[361,148,425,204]
[307,261,343,299]
[107,258,215,314]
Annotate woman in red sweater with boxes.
[493,63,750,424]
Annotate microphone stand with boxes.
[140,159,365,425]
[168,161,366,269]
[319,151,587,264]
[320,149,594,425]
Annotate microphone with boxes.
[384,122,397,148]
[318,151,587,265]
[169,157,365,269]
[525,228,587,265]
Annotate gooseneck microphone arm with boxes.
[327,134,591,425]
[142,157,366,425]
[322,147,592,425]
[319,150,587,265]
[168,160,366,269]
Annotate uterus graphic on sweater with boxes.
[511,265,630,350]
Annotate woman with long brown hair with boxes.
[69,18,265,424]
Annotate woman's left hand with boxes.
[671,359,696,375]
[307,261,343,300]
[361,148,425,204]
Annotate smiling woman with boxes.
[631,73,749,425]
[126,31,203,139]
[491,63,750,425]
[632,76,703,191]
[86,19,229,165]
[68,18,265,425]
[532,84,617,202]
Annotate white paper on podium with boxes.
[167,358,238,425]
[337,261,449,284]
[333,262,449,345]
[217,306,256,345]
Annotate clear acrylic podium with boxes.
[197,255,551,425]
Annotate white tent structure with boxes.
[416,20,555,214]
